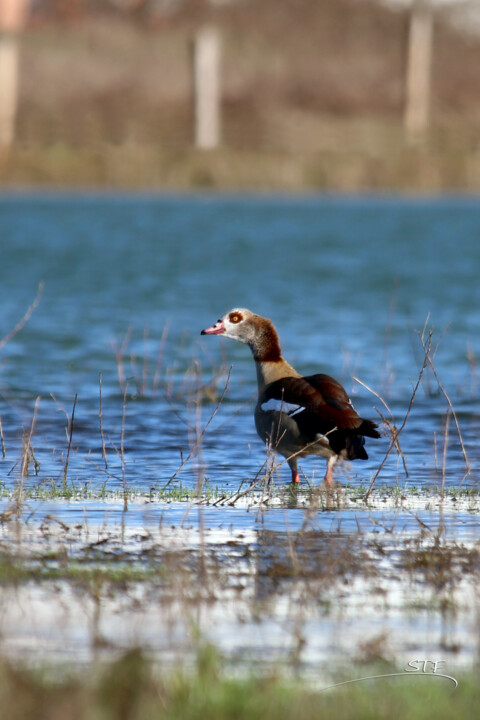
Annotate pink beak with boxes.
[201,320,225,335]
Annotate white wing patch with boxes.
[261,398,306,417]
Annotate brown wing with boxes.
[260,374,380,459]
[262,374,363,431]
[303,373,365,429]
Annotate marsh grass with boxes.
[0,471,478,701]
[1,478,480,507]
[0,647,477,720]
[50,392,78,489]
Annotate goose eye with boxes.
[229,313,242,324]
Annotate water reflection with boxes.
[0,502,478,669]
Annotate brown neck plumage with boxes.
[250,320,282,363]
[249,318,300,392]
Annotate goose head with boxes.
[201,308,282,362]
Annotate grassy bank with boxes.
[0,648,477,720]
[3,127,480,192]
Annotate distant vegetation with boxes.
[3,0,480,190]
[0,647,478,720]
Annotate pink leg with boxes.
[324,456,337,486]
[291,469,301,484]
[288,459,301,484]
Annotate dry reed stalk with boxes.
[353,376,408,478]
[441,410,451,498]
[380,279,398,396]
[130,353,141,395]
[217,456,270,506]
[20,395,41,481]
[0,399,40,521]
[121,379,129,512]
[114,324,171,397]
[223,427,341,507]
[130,344,151,396]
[0,282,43,353]
[466,341,477,396]
[162,366,232,490]
[152,322,170,396]
[272,427,338,480]
[225,425,343,507]
[99,372,108,469]
[142,327,149,396]
[87,375,144,493]
[179,361,208,547]
[0,415,5,458]
[261,441,278,499]
[191,363,207,495]
[83,457,127,487]
[362,329,433,500]
[419,329,471,477]
[62,393,77,488]
[51,392,74,486]
[189,365,208,582]
[111,327,132,393]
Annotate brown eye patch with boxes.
[229,312,243,324]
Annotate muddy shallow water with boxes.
[0,495,479,679]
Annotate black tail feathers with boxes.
[345,434,368,460]
[344,419,380,460]
[358,419,381,439]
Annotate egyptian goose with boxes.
[201,309,380,485]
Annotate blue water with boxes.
[1,193,479,492]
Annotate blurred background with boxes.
[1,0,480,190]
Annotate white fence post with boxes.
[0,35,18,146]
[404,1,434,139]
[193,26,221,149]
[0,0,30,147]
